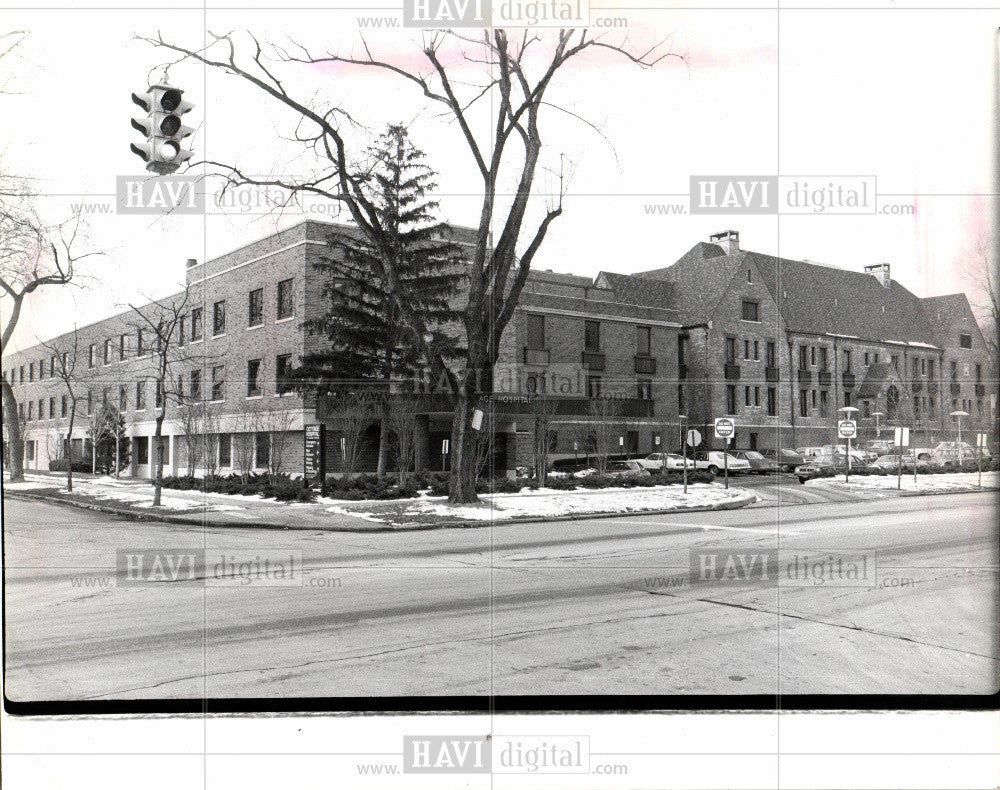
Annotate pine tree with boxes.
[297,124,465,476]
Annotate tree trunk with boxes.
[152,416,165,506]
[376,410,389,480]
[448,395,479,503]
[1,378,25,482]
[65,407,76,492]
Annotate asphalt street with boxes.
[3,490,997,700]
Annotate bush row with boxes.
[161,473,315,502]
[48,458,92,472]
[804,460,1000,480]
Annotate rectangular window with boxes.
[26,440,34,461]
[677,384,685,415]
[928,397,934,417]
[844,349,852,372]
[820,390,828,417]
[247,359,262,396]
[156,437,169,467]
[49,396,56,418]
[976,364,982,383]
[864,400,872,418]
[810,346,816,366]
[104,339,111,364]
[811,389,817,408]
[753,340,759,361]
[587,376,601,398]
[136,381,145,410]
[959,333,972,349]
[744,385,751,407]
[754,386,760,407]
[137,329,145,357]
[18,366,23,384]
[276,354,292,395]
[211,365,225,401]
[86,390,92,415]
[741,300,759,322]
[88,344,95,368]
[219,433,232,467]
[744,339,751,360]
[819,347,828,371]
[255,433,270,468]
[120,386,128,412]
[213,300,226,336]
[636,325,651,356]
[891,355,899,370]
[60,395,67,417]
[766,342,776,368]
[37,398,43,419]
[726,385,737,415]
[799,389,808,417]
[277,278,294,320]
[50,355,56,376]
[725,337,736,365]
[136,437,149,466]
[950,360,958,379]
[119,334,126,361]
[920,358,926,376]
[928,360,934,379]
[179,316,185,347]
[28,362,34,382]
[584,320,600,352]
[190,369,201,400]
[191,307,203,340]
[155,380,163,409]
[27,401,33,420]
[249,288,264,327]
[637,379,652,400]
[799,345,808,369]
[874,353,879,363]
[527,314,546,349]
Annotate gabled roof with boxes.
[857,362,901,399]
[595,271,677,309]
[635,243,747,324]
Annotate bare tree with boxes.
[260,406,297,481]
[589,397,622,476]
[39,330,83,490]
[961,232,999,381]
[139,29,680,503]
[231,402,259,483]
[177,400,208,476]
[324,390,379,477]
[530,397,558,484]
[385,394,418,485]
[201,405,221,477]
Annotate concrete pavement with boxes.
[3,491,997,700]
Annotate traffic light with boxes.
[130,83,195,175]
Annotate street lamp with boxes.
[679,414,689,494]
[950,410,969,466]
[872,411,885,439]
[838,406,860,483]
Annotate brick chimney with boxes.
[864,262,891,287]
[709,230,740,255]
[186,258,199,268]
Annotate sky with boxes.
[1,3,996,351]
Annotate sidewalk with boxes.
[3,472,757,531]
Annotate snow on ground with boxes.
[807,470,999,492]
[326,483,753,522]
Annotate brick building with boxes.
[2,222,994,477]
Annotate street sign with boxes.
[442,439,450,455]
[304,424,323,477]
[686,429,702,447]
[471,409,484,431]
[893,426,910,447]
[714,418,735,439]
[976,432,988,448]
[837,419,857,439]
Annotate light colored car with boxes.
[871,454,931,472]
[731,450,779,473]
[692,451,752,474]
[934,441,991,462]
[641,452,695,471]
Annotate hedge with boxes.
[160,473,315,502]
[49,458,92,473]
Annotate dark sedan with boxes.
[795,454,868,483]
[731,450,779,474]
[760,448,805,472]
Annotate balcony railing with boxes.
[950,381,961,395]
[724,363,741,381]
[523,347,550,365]
[634,355,657,375]
[842,371,856,389]
[765,366,779,382]
[797,369,812,384]
[975,383,986,397]
[582,351,606,371]
[817,370,832,387]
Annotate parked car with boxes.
[795,453,868,483]
[603,460,652,478]
[692,451,752,475]
[870,454,932,472]
[866,440,896,457]
[760,448,805,472]
[797,444,867,463]
[640,452,696,471]
[934,441,991,463]
[730,450,779,474]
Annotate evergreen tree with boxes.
[297,124,465,475]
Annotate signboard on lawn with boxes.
[894,426,910,447]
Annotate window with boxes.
[843,349,852,372]
[754,386,760,407]
[976,364,982,383]
[820,390,828,418]
[213,300,226,336]
[765,341,776,368]
[247,359,262,396]
[864,400,872,418]
[753,340,759,361]
[49,396,56,418]
[86,390,92,415]
[276,354,292,395]
[219,434,232,466]
[950,360,958,379]
[137,329,145,357]
[587,376,601,398]
[156,437,169,467]
[745,385,751,407]
[819,347,828,371]
[26,440,35,461]
[767,387,777,416]
[155,381,163,409]
[921,358,926,375]
[87,344,95,368]
[928,360,934,379]
[103,339,111,364]
[179,316,186,347]
[678,384,685,415]
[136,437,149,466]
[726,385,737,415]
[725,337,736,365]
[747,268,753,283]
[527,314,546,349]
[810,346,816,366]
[891,355,899,370]
[929,397,935,418]
[191,307,203,341]
[190,369,201,400]
[119,334,127,361]
[119,386,127,412]
[136,381,145,410]
[741,300,759,322]
[176,373,184,402]
[18,366,23,384]
[255,433,270,468]
[58,394,66,418]
[636,325,651,357]
[249,288,264,327]
[811,390,817,408]
[744,339,751,360]
[211,365,226,401]
[50,355,56,376]
[277,278,294,320]
[584,320,600,352]
[37,398,43,417]
[27,401,33,420]
[637,379,652,400]
[799,345,808,369]
[959,333,972,349]
[874,353,879,363]
[864,352,870,366]
[799,389,808,417]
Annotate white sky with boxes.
[2,3,996,351]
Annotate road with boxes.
[3,491,997,700]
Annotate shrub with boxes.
[545,476,578,491]
[49,458,91,473]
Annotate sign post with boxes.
[441,438,450,472]
[684,428,702,495]
[304,424,326,497]
[714,418,735,490]
[894,426,910,490]
[976,432,987,487]
[837,419,858,483]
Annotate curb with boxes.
[4,488,758,532]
